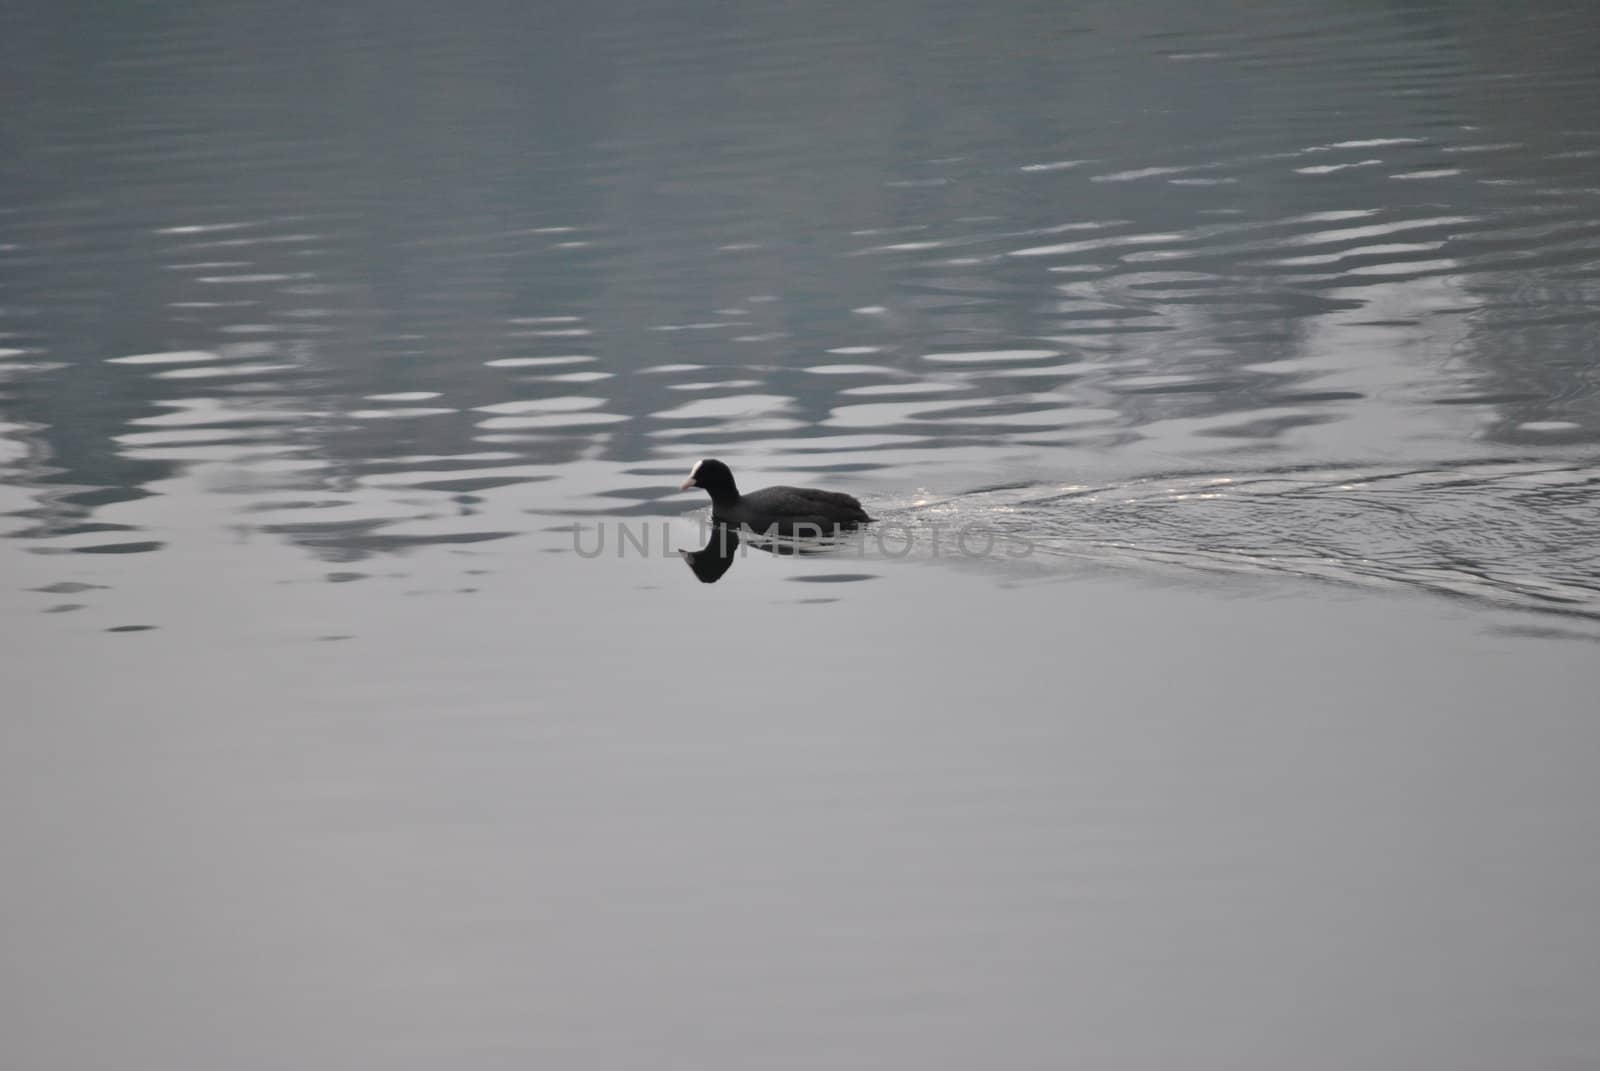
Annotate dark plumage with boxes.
[679,458,873,534]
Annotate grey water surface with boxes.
[4,1,1600,1069]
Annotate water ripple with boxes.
[3,0,1599,614]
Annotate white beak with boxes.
[679,476,697,491]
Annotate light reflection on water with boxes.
[3,0,1598,599]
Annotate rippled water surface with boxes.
[5,2,1600,1068]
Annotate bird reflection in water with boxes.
[677,523,862,584]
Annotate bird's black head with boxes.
[679,458,738,501]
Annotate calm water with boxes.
[5,1,1600,1068]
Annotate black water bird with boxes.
[679,458,873,535]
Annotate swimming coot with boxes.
[679,458,873,534]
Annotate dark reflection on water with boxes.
[676,522,878,584]
[3,0,1599,591]
[6,1,1600,1069]
[679,525,742,584]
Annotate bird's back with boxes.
[719,484,872,529]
